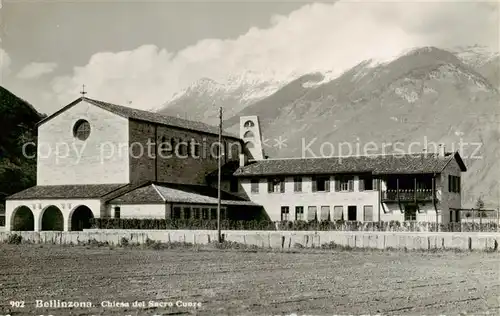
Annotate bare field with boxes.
[0,245,499,316]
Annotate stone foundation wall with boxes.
[1,230,499,252]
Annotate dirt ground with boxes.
[0,245,499,316]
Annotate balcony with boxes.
[382,189,435,202]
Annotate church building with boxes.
[5,97,467,231]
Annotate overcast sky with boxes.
[0,0,498,115]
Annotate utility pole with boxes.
[217,106,222,243]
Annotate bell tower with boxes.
[240,116,264,161]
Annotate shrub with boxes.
[209,240,257,250]
[320,241,347,250]
[120,237,129,246]
[7,233,22,244]
[88,218,497,232]
[84,239,108,247]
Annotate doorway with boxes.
[347,205,357,221]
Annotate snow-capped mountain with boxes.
[453,45,500,88]
[454,45,500,68]
[157,73,291,125]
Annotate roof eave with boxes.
[439,151,467,173]
[35,97,85,128]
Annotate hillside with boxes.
[223,47,499,208]
[0,86,45,214]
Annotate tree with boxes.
[475,196,486,226]
[476,197,485,210]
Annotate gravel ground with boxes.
[0,244,499,316]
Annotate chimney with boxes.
[239,153,247,167]
[438,144,445,157]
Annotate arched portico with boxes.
[11,206,35,231]
[69,205,94,231]
[40,205,64,231]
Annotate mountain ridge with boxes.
[0,86,45,213]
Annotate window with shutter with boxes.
[333,206,343,220]
[404,205,417,221]
[251,179,259,193]
[363,205,373,222]
[307,206,317,222]
[281,206,290,221]
[184,207,191,219]
[314,176,329,192]
[202,208,209,220]
[336,176,353,191]
[268,178,285,193]
[348,179,354,191]
[194,142,200,157]
[359,175,373,190]
[320,206,330,221]
[173,207,181,219]
[294,177,302,192]
[295,206,304,220]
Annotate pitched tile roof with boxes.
[206,160,241,179]
[109,182,258,206]
[107,185,165,204]
[37,97,240,139]
[6,183,131,200]
[233,152,466,177]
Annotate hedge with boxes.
[89,218,499,232]
[89,218,277,230]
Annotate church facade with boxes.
[5,97,467,231]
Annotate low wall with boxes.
[1,230,499,252]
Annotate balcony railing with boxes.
[382,189,435,202]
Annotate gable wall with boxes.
[37,101,130,185]
[439,157,463,222]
